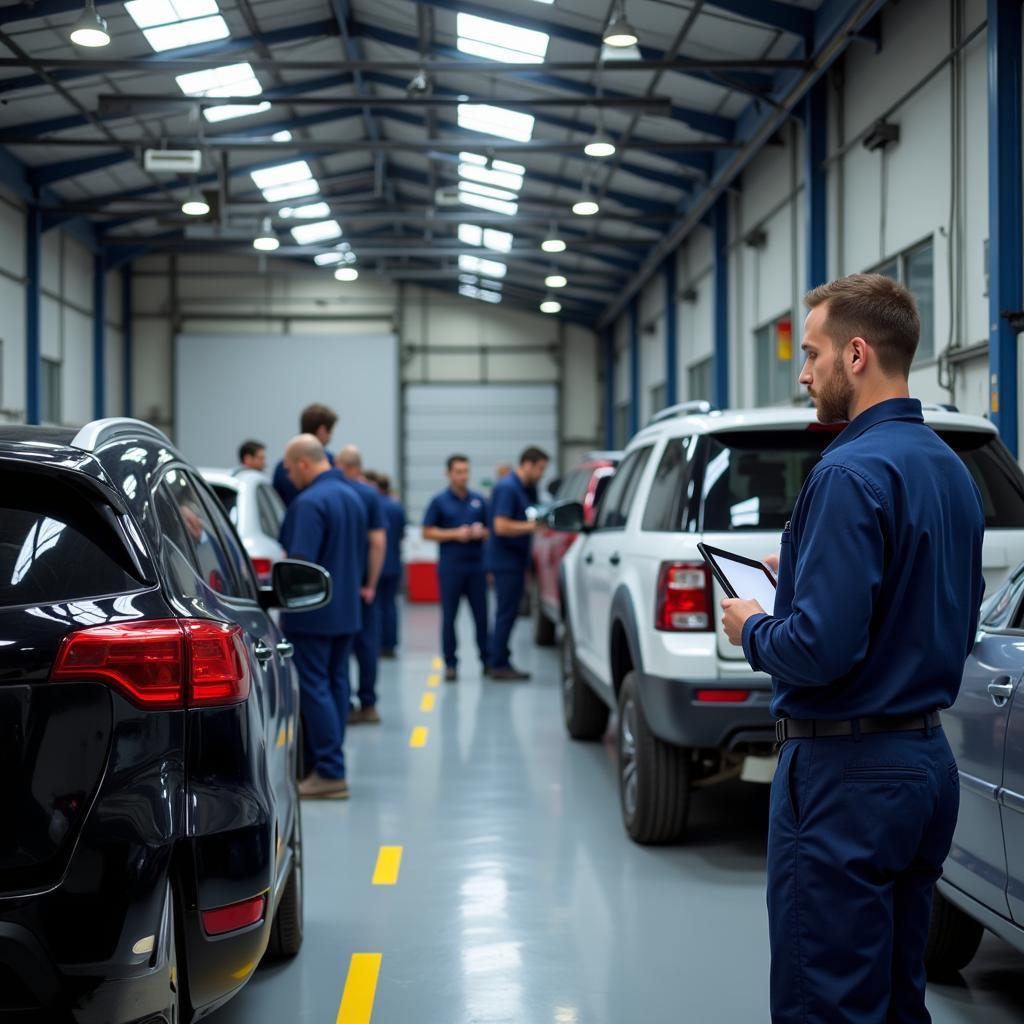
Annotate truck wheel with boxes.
[266,805,304,959]
[924,887,984,977]
[561,615,609,740]
[534,591,557,647]
[618,671,691,845]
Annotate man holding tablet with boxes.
[720,274,985,1024]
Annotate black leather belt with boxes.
[775,711,941,745]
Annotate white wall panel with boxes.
[105,327,124,418]
[62,308,92,426]
[963,32,989,348]
[0,199,24,277]
[64,238,92,313]
[841,145,884,273]
[0,276,25,420]
[40,296,60,361]
[41,232,60,294]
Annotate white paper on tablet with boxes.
[715,555,777,615]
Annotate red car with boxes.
[533,451,621,645]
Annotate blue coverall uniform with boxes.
[378,494,407,652]
[485,472,537,670]
[279,470,367,780]
[339,474,386,710]
[741,398,985,1024]
[422,487,490,670]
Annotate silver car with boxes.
[200,468,286,587]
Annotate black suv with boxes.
[0,418,329,1023]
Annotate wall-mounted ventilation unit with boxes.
[143,149,202,173]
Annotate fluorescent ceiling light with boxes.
[457,104,535,142]
[585,132,617,158]
[250,160,314,190]
[459,254,506,279]
[573,198,600,216]
[540,299,561,314]
[459,190,517,216]
[272,130,293,142]
[335,267,359,281]
[290,220,342,245]
[545,274,567,288]
[181,197,209,216]
[70,0,110,46]
[541,238,566,253]
[280,202,331,220]
[458,161,523,192]
[314,252,344,266]
[459,284,502,304]
[456,12,549,64]
[603,4,639,47]
[600,41,641,61]
[253,235,279,252]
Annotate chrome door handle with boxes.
[988,676,1015,707]
[253,640,274,665]
[609,553,621,567]
[276,640,294,660]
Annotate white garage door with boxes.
[404,384,559,522]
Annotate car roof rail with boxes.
[71,417,173,452]
[647,400,718,426]
[921,402,960,413]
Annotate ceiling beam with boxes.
[706,0,814,38]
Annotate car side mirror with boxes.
[547,500,586,534]
[261,559,332,611]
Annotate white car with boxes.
[201,468,287,587]
[550,401,1024,846]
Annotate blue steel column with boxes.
[121,263,133,417]
[712,196,730,409]
[628,297,640,435]
[804,77,828,293]
[663,254,678,407]
[93,251,106,419]
[987,0,1021,457]
[604,329,615,449]
[25,203,40,424]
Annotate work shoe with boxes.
[489,666,531,682]
[299,773,349,800]
[349,706,381,725]
[445,667,458,682]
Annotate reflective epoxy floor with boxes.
[213,603,1024,1024]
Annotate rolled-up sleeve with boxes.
[742,465,887,687]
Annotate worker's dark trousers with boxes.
[768,727,959,1024]
[352,596,380,709]
[292,632,354,780]
[438,565,488,669]
[489,569,526,670]
[377,573,401,652]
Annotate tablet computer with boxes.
[697,543,777,615]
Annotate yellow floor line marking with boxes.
[432,657,443,669]
[337,953,382,1024]
[372,846,403,885]
[409,726,429,748]
[420,692,436,712]
[427,674,441,688]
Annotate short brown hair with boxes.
[300,403,337,435]
[519,446,550,465]
[804,273,920,377]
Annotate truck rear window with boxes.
[0,474,143,608]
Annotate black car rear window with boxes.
[935,431,1024,528]
[0,474,143,607]
[210,484,239,519]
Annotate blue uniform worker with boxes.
[377,490,407,655]
[486,448,549,680]
[279,453,367,791]
[336,469,386,716]
[725,278,985,1024]
[423,464,490,679]
[273,403,339,506]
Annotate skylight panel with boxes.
[290,220,342,245]
[251,160,314,190]
[459,284,502,304]
[459,151,488,167]
[314,252,344,266]
[458,161,523,192]
[459,180,519,203]
[125,0,218,29]
[141,15,228,51]
[262,179,320,203]
[458,190,517,216]
[492,159,526,176]
[177,63,268,123]
[457,104,535,142]
[280,202,331,220]
[272,130,293,142]
[459,254,507,279]
[458,224,483,247]
[456,13,549,64]
[483,228,514,252]
[205,101,270,122]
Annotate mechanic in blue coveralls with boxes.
[422,454,490,683]
[721,274,985,1024]
[278,434,367,802]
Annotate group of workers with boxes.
[244,401,548,801]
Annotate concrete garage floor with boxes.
[212,603,1024,1024]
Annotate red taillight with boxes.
[51,619,251,709]
[655,561,711,632]
[251,557,273,582]
[695,689,751,703]
[201,894,266,937]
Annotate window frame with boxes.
[687,356,713,403]
[594,445,653,532]
[868,235,935,365]
[641,434,698,533]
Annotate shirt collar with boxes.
[823,397,924,455]
[447,487,471,502]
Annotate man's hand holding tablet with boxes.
[696,543,779,647]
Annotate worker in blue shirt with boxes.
[336,446,386,724]
[721,275,985,1024]
[278,434,367,801]
[273,403,337,507]
[485,446,549,681]
[370,472,407,658]
[422,455,490,682]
